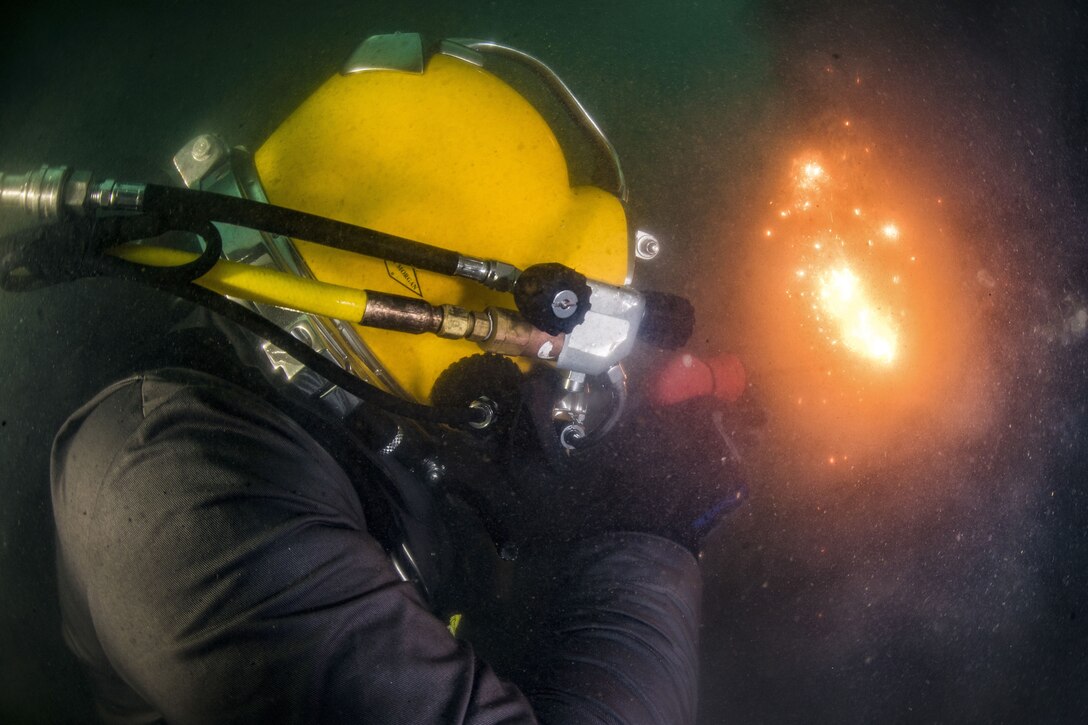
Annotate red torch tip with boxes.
[650,352,747,407]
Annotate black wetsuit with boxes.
[51,368,702,723]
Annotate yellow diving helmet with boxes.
[0,33,691,446]
[176,35,635,401]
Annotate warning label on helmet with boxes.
[386,261,423,297]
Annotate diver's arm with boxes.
[52,369,702,724]
[52,370,532,723]
[523,532,703,725]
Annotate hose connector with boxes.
[0,165,146,220]
[0,165,71,221]
[454,255,521,292]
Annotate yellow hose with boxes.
[110,244,369,322]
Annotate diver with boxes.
[49,347,744,724]
[2,33,752,723]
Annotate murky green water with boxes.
[3,1,1086,722]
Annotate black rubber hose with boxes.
[0,215,221,290]
[142,184,462,277]
[91,215,224,286]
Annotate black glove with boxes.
[492,368,750,557]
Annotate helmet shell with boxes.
[255,53,629,401]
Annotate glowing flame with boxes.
[816,266,898,363]
[768,153,907,367]
[736,122,985,476]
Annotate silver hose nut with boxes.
[0,165,71,220]
[635,230,661,260]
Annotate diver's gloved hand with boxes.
[501,368,749,557]
[575,396,748,555]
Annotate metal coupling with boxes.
[454,254,521,292]
[0,165,146,220]
[362,291,445,334]
[430,302,567,361]
[437,305,492,340]
[477,307,564,360]
[361,292,493,340]
[86,177,146,214]
[1,165,71,220]
[358,291,565,361]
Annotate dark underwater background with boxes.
[2,1,1087,722]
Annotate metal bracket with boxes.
[173,134,231,188]
[556,281,645,376]
[170,135,411,407]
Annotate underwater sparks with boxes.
[769,153,907,367]
[728,115,994,476]
[815,265,897,363]
[733,125,991,473]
